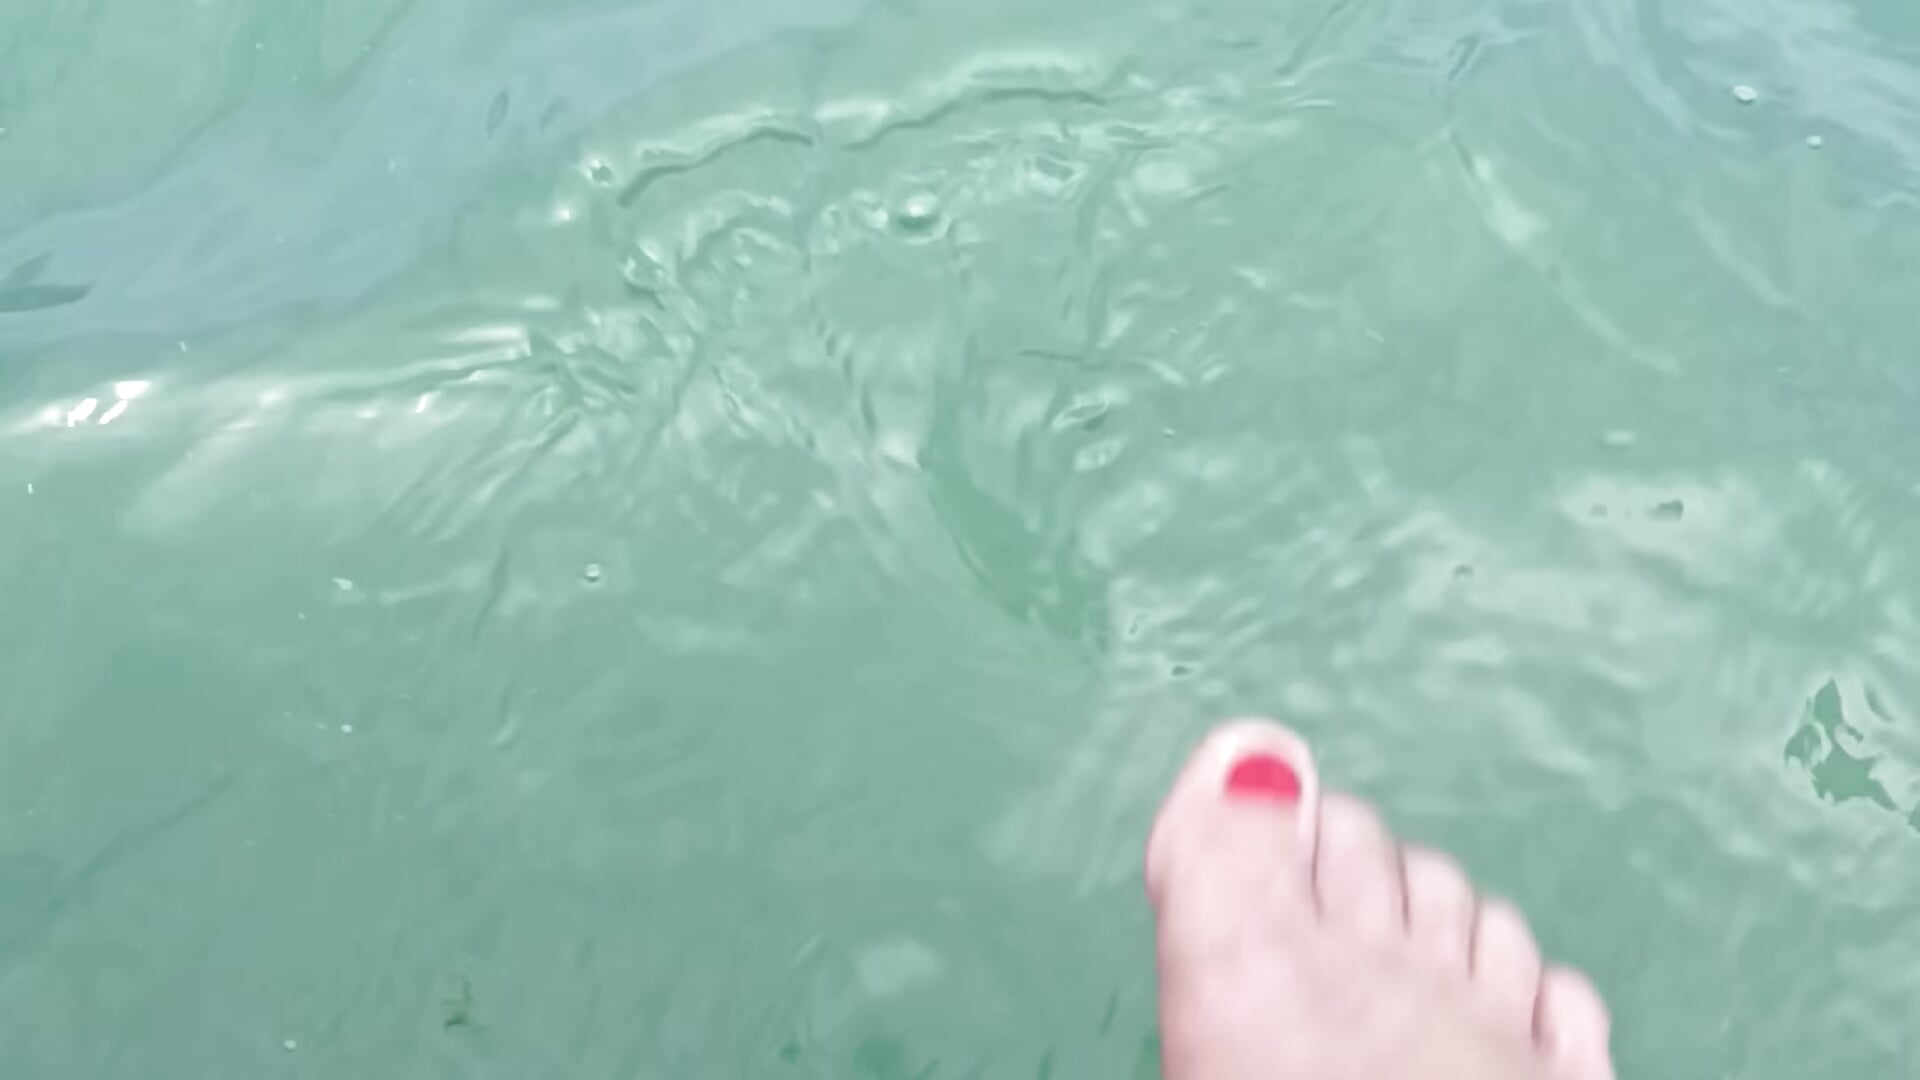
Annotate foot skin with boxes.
[1146,721,1616,1080]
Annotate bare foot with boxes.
[1146,720,1615,1080]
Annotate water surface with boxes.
[5,0,1920,1075]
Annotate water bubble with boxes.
[583,563,604,584]
[1731,84,1758,105]
[340,724,354,735]
[1806,134,1824,149]
[283,1040,298,1052]
[894,192,941,231]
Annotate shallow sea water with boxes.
[5,0,1920,1075]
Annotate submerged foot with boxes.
[1146,720,1615,1080]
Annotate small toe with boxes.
[1470,897,1544,1035]
[1401,847,1475,976]
[1535,967,1615,1080]
[1145,719,1322,960]
[1313,793,1404,940]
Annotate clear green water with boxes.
[4,0,1920,1075]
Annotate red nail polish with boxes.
[1224,752,1301,804]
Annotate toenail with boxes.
[1224,752,1301,804]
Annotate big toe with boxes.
[1145,719,1320,961]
